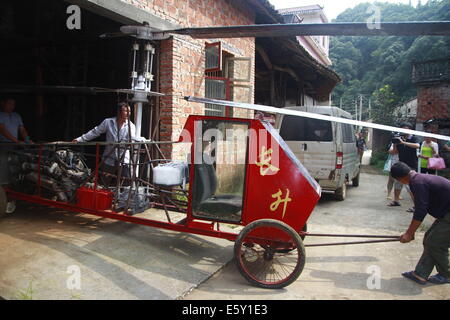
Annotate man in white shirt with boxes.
[72,102,143,185]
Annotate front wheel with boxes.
[234,219,306,289]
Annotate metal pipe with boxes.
[304,238,400,247]
[134,102,143,137]
[300,232,399,239]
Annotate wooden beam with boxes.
[256,45,273,70]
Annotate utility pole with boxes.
[359,94,363,121]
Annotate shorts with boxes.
[394,180,410,192]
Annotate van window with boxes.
[280,116,332,142]
[342,124,355,143]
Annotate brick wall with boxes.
[121,0,256,159]
[416,83,450,125]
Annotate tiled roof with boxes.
[246,0,340,86]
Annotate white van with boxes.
[275,106,361,201]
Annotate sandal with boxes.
[402,271,427,285]
[387,201,401,207]
[428,274,450,284]
[406,207,415,213]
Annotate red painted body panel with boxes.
[181,115,321,234]
[242,120,320,233]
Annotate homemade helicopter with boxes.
[1,19,450,289]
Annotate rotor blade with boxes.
[99,32,129,39]
[168,21,450,38]
[0,85,98,95]
[0,85,165,97]
[185,96,450,141]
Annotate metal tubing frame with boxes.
[3,141,400,247]
[300,232,400,247]
[5,189,238,242]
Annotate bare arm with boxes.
[388,144,398,155]
[19,126,31,142]
[400,219,422,243]
[400,138,420,149]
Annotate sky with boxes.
[268,0,420,20]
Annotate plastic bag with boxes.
[383,155,392,172]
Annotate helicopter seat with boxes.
[192,161,242,221]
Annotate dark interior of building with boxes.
[0,0,158,144]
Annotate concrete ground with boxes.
[1,151,449,300]
[0,207,235,300]
[184,170,450,300]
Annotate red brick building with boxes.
[413,58,450,135]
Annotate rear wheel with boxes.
[352,172,360,187]
[234,219,306,289]
[0,186,7,218]
[334,183,347,201]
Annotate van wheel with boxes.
[334,183,346,201]
[0,186,7,218]
[352,172,360,187]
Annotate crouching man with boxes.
[390,161,450,285]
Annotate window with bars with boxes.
[204,42,252,117]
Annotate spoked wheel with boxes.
[234,219,306,289]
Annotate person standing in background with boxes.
[0,97,32,143]
[356,132,366,163]
[387,123,419,209]
[418,137,439,174]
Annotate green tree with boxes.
[330,0,450,123]
[371,85,399,125]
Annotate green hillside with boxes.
[330,0,450,125]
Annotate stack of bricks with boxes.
[121,0,257,160]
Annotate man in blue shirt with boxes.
[0,97,32,143]
[391,161,450,285]
[0,97,33,214]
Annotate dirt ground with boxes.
[183,172,450,300]
[0,207,234,300]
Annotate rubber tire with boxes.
[0,186,7,218]
[334,183,347,201]
[234,219,306,289]
[352,172,360,187]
